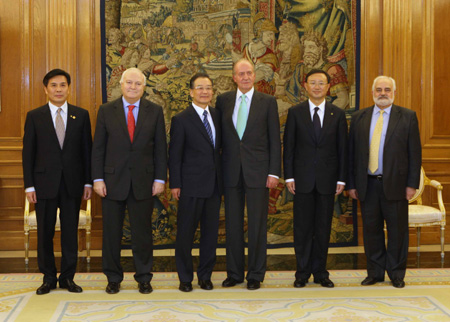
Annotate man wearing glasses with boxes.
[169,73,222,292]
[283,69,348,288]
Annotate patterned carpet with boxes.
[2,270,450,321]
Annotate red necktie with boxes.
[127,105,135,142]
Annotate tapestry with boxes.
[101,0,359,247]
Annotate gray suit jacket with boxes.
[348,104,422,201]
[92,97,167,201]
[216,90,281,188]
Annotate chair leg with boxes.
[24,230,29,265]
[441,225,445,259]
[86,229,91,264]
[416,227,421,256]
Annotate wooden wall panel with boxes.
[0,0,449,252]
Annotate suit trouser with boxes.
[35,177,81,285]
[360,176,409,281]
[102,188,154,283]
[293,188,334,280]
[175,185,221,283]
[224,171,269,282]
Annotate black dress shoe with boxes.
[293,278,308,288]
[36,282,56,295]
[198,279,213,290]
[106,282,120,294]
[179,282,193,292]
[247,279,261,290]
[391,279,405,288]
[138,281,153,294]
[361,276,384,286]
[59,279,83,293]
[222,277,242,287]
[314,277,334,288]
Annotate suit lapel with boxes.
[64,105,76,149]
[134,99,150,142]
[41,104,62,149]
[300,103,316,142]
[113,97,130,141]
[210,107,220,149]
[243,91,261,139]
[187,105,214,147]
[319,103,333,143]
[224,92,239,139]
[361,106,374,148]
[385,105,401,145]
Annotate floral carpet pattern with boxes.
[2,270,450,321]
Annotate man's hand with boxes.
[152,181,165,196]
[266,176,279,189]
[286,181,296,195]
[94,181,107,198]
[26,191,37,204]
[171,188,181,200]
[348,189,358,200]
[406,187,416,201]
[83,186,93,200]
[335,184,345,196]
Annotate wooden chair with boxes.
[408,167,446,258]
[384,167,446,258]
[24,198,91,264]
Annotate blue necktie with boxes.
[203,110,214,146]
[236,94,248,139]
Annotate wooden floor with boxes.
[0,246,448,274]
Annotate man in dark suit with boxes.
[169,73,222,292]
[92,67,167,294]
[216,59,281,290]
[348,76,421,288]
[283,69,347,288]
[22,69,92,295]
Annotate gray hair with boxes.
[120,67,146,84]
[372,76,396,91]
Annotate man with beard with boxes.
[348,76,421,288]
[284,30,349,109]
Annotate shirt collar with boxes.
[48,101,68,114]
[374,104,392,115]
[236,87,254,102]
[308,99,326,113]
[192,102,210,117]
[122,97,140,108]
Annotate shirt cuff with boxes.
[93,179,104,182]
[285,178,294,183]
[337,181,346,186]
[154,179,165,184]
[268,174,279,179]
[84,184,93,188]
[25,187,35,193]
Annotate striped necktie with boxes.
[203,110,214,145]
[55,108,65,149]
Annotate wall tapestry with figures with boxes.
[101,0,360,248]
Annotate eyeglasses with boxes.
[194,86,213,91]
[307,82,328,87]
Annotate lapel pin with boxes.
[331,113,334,115]
[70,115,76,119]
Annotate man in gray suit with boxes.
[348,76,421,288]
[92,67,167,294]
[216,59,281,290]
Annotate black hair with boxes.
[43,69,71,87]
[189,73,213,89]
[305,69,331,84]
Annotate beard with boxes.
[373,95,394,107]
[303,53,319,67]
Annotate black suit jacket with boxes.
[216,90,281,188]
[168,105,223,197]
[348,104,422,201]
[91,97,167,201]
[283,101,348,195]
[22,104,92,199]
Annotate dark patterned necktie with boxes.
[55,108,65,148]
[203,110,214,145]
[313,107,321,139]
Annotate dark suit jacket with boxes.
[91,97,167,201]
[168,105,223,198]
[283,101,348,195]
[348,104,422,201]
[216,90,281,188]
[22,104,92,199]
